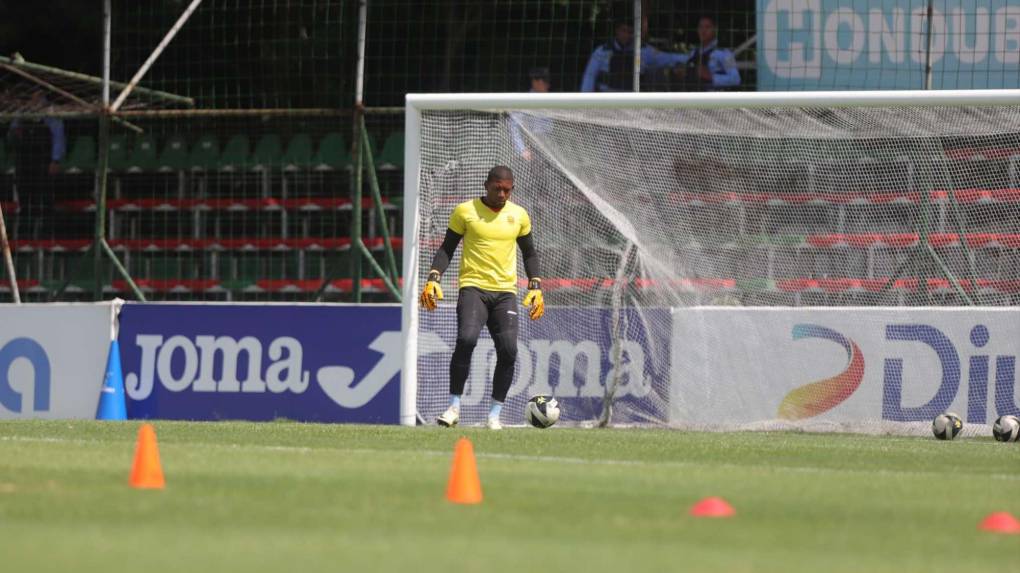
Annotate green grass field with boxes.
[0,421,1017,572]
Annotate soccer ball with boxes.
[992,415,1020,442]
[524,395,560,428]
[931,412,963,440]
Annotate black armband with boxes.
[429,228,463,276]
[516,233,540,282]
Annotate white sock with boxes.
[489,401,503,419]
[450,395,461,409]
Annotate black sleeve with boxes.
[429,228,463,275]
[516,233,540,281]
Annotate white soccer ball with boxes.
[524,395,560,429]
[992,415,1020,443]
[932,412,963,440]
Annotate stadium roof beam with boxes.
[0,55,193,109]
[110,0,204,112]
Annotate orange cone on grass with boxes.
[689,496,735,518]
[979,512,1020,534]
[129,423,165,489]
[446,437,482,504]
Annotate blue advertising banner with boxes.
[757,0,1020,90]
[418,307,672,425]
[119,304,401,423]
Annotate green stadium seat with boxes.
[282,133,313,171]
[219,134,250,171]
[127,135,158,172]
[189,134,220,171]
[313,132,350,171]
[158,135,189,172]
[63,136,96,173]
[106,135,129,171]
[250,134,283,171]
[377,132,404,170]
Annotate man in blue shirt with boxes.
[7,92,66,238]
[580,17,687,92]
[677,16,741,91]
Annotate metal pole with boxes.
[0,202,20,303]
[351,0,368,302]
[632,0,641,93]
[361,119,401,289]
[95,0,112,301]
[924,0,934,90]
[110,0,204,112]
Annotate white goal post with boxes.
[401,90,1020,429]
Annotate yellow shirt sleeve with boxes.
[448,203,467,235]
[518,207,532,237]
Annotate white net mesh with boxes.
[411,98,1020,430]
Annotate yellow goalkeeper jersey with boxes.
[448,198,532,293]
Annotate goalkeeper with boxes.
[420,165,543,430]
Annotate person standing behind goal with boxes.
[419,165,544,430]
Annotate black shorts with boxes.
[455,287,519,349]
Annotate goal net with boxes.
[401,91,1020,434]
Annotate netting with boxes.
[409,95,1020,428]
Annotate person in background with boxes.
[7,91,65,239]
[580,15,686,92]
[511,67,552,161]
[677,16,741,91]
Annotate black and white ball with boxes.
[932,412,963,440]
[992,415,1020,442]
[524,395,560,428]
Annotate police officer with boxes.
[580,16,687,92]
[677,16,741,91]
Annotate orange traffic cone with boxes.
[129,423,165,489]
[445,437,482,504]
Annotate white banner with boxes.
[0,303,113,419]
[671,308,1020,428]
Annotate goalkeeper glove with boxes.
[522,278,544,320]
[419,270,443,311]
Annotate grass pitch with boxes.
[0,421,1017,573]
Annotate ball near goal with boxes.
[931,413,963,440]
[525,395,561,429]
[991,415,1020,443]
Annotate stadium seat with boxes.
[106,135,129,171]
[189,134,220,171]
[313,132,350,170]
[63,136,97,173]
[282,133,313,171]
[158,136,189,172]
[127,135,158,172]
[219,135,250,171]
[250,134,283,170]
[377,132,404,170]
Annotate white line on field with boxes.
[2,435,1017,482]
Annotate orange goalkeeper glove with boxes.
[522,278,544,320]
[419,270,443,311]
